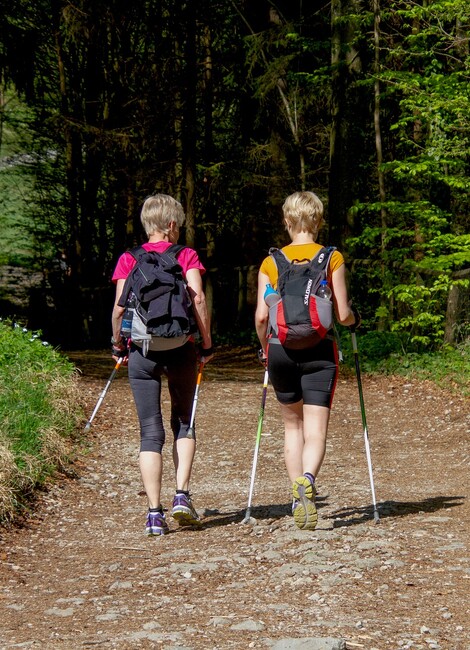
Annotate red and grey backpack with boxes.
[267,246,336,350]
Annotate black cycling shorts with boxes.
[267,338,338,407]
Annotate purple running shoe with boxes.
[145,510,169,536]
[171,493,202,527]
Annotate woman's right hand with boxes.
[257,349,268,368]
[349,305,361,331]
[111,341,129,365]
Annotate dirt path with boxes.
[1,348,469,650]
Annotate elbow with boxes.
[255,311,268,330]
[193,291,206,307]
[113,305,125,319]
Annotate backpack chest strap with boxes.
[129,243,186,263]
[269,246,335,276]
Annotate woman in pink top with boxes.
[111,194,213,536]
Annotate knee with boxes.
[140,415,165,453]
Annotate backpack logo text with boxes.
[304,279,313,305]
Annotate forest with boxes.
[0,0,468,351]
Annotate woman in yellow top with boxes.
[255,191,360,531]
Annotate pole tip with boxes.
[84,423,91,432]
[241,514,257,525]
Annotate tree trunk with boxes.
[0,86,5,151]
[181,3,197,248]
[202,23,215,326]
[373,0,388,331]
[232,1,305,188]
[55,30,81,276]
[329,0,363,249]
[185,164,196,249]
[444,269,470,345]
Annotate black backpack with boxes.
[268,246,336,350]
[118,244,197,354]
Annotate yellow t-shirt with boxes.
[260,243,344,288]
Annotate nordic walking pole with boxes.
[350,330,380,522]
[242,368,269,524]
[83,357,124,432]
[187,362,204,439]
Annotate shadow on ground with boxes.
[196,494,466,530]
[328,495,465,527]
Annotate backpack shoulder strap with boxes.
[166,243,186,258]
[325,246,337,269]
[156,243,187,268]
[117,246,147,307]
[326,245,337,265]
[268,247,291,275]
[309,246,336,271]
[128,245,147,261]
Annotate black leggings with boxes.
[267,338,338,407]
[128,342,197,454]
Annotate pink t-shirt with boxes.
[112,241,205,282]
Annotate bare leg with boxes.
[139,451,163,509]
[301,404,330,478]
[173,437,196,491]
[279,400,330,482]
[281,401,329,531]
[280,400,304,482]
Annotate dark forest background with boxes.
[0,0,468,351]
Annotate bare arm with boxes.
[255,271,270,355]
[186,267,214,362]
[111,279,126,343]
[110,278,128,361]
[331,264,357,327]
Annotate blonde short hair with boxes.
[282,191,324,235]
[140,194,186,237]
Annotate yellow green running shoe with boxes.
[292,475,317,530]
